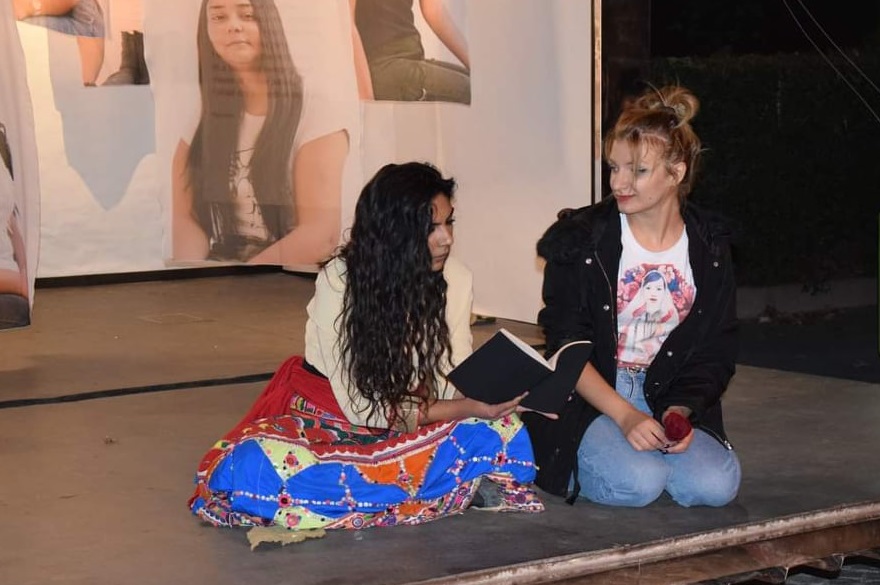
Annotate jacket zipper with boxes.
[594,252,618,349]
[699,425,733,450]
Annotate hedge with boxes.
[649,51,879,287]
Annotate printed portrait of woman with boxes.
[617,268,694,366]
[171,0,350,266]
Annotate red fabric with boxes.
[230,356,344,436]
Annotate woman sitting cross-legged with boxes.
[189,162,544,531]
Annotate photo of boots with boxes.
[103,30,150,86]
[13,0,107,87]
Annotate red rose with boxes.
[663,412,692,441]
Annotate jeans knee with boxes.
[669,472,740,508]
[580,462,667,507]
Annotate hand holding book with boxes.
[447,329,593,415]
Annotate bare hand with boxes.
[662,430,694,454]
[467,393,527,420]
[659,407,695,454]
[619,410,666,451]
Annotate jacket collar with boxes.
[537,196,732,263]
[536,197,617,263]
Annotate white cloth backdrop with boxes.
[14,0,592,324]
[15,8,163,276]
[360,1,593,322]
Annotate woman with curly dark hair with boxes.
[327,162,509,429]
[189,162,544,533]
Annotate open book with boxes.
[447,328,593,415]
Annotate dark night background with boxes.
[651,0,880,57]
[648,9,880,584]
[601,0,880,388]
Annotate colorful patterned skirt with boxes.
[189,357,544,530]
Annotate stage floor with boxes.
[1,272,878,585]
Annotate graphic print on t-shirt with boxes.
[616,264,695,367]
[229,113,270,242]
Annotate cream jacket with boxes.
[304,256,474,427]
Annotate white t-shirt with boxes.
[178,0,354,154]
[176,0,355,232]
[158,0,357,164]
[616,214,697,368]
[305,256,474,427]
[180,80,345,170]
[179,69,348,247]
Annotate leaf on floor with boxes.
[246,526,326,551]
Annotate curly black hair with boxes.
[337,162,457,429]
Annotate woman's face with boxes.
[608,139,684,219]
[643,277,666,312]
[206,0,262,71]
[427,194,455,272]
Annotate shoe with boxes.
[103,31,149,86]
[469,479,505,511]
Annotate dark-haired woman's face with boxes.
[206,0,262,71]
[427,194,454,272]
[643,277,666,313]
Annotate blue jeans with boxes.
[22,0,104,38]
[576,368,741,507]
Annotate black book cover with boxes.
[448,329,592,414]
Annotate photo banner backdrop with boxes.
[14,0,164,277]
[14,0,591,323]
[353,0,472,104]
[358,1,593,322]
[1,2,40,330]
[149,0,361,270]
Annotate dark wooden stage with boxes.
[1,273,878,585]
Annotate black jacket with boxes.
[524,197,738,499]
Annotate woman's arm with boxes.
[419,393,526,425]
[574,361,667,451]
[247,130,347,267]
[419,0,470,70]
[171,140,210,261]
[13,0,79,19]
[348,0,375,100]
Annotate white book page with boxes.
[546,339,593,369]
[498,329,593,371]
[499,328,551,369]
